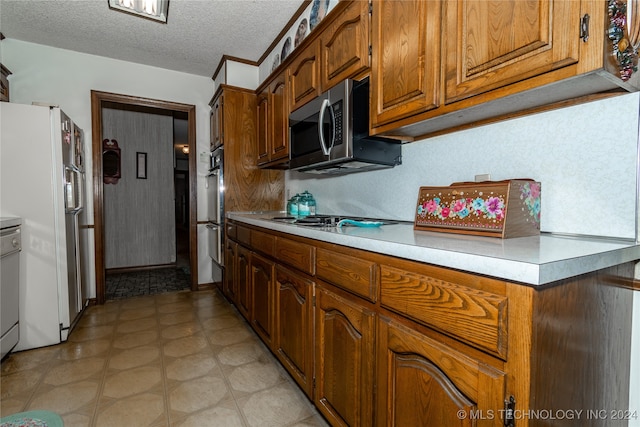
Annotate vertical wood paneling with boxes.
[530,263,635,426]
[222,87,284,214]
[102,107,175,269]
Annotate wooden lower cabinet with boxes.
[314,283,375,427]
[235,244,251,321]
[274,265,315,397]
[223,239,237,302]
[377,315,507,427]
[224,221,636,427]
[251,253,275,347]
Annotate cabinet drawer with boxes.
[380,265,507,358]
[236,225,251,246]
[317,248,377,302]
[225,223,237,240]
[251,230,275,257]
[275,237,315,275]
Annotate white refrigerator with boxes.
[0,102,85,351]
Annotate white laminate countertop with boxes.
[227,211,640,286]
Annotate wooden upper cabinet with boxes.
[257,70,289,167]
[210,92,223,149]
[320,0,370,90]
[269,72,289,162]
[370,0,442,129]
[377,316,507,427]
[289,40,321,112]
[256,89,269,165]
[444,0,581,104]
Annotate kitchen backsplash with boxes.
[287,92,640,240]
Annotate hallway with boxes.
[104,225,191,301]
[0,289,329,427]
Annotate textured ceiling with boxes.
[0,0,305,77]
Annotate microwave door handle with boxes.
[318,98,332,156]
[327,102,336,152]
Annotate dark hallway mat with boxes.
[105,267,190,300]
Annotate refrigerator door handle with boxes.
[64,166,83,214]
[74,168,84,212]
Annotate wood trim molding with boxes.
[257,1,313,65]
[212,55,259,81]
[90,90,198,304]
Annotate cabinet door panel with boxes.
[321,0,370,90]
[315,285,375,426]
[236,245,251,321]
[256,91,269,165]
[251,253,274,347]
[223,239,236,300]
[275,265,314,397]
[269,72,289,161]
[444,0,581,103]
[290,41,321,112]
[371,0,441,128]
[211,94,223,149]
[377,315,507,427]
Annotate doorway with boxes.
[91,91,197,305]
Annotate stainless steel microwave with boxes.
[288,78,402,175]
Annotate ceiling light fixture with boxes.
[108,0,169,23]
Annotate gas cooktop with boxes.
[270,214,404,227]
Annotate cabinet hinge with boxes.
[312,295,316,307]
[504,396,516,427]
[580,14,590,42]
[369,45,372,56]
[369,1,372,14]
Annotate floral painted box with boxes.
[414,179,541,238]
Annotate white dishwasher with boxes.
[1,217,22,360]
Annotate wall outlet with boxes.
[475,173,491,182]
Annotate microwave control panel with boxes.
[333,100,343,146]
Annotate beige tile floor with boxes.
[0,289,330,427]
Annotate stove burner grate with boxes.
[271,215,400,227]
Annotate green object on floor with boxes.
[0,410,63,427]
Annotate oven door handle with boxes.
[205,169,219,188]
[318,98,335,156]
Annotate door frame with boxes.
[90,90,198,304]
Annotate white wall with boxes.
[631,290,640,427]
[224,60,259,90]
[1,39,215,293]
[287,92,640,240]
